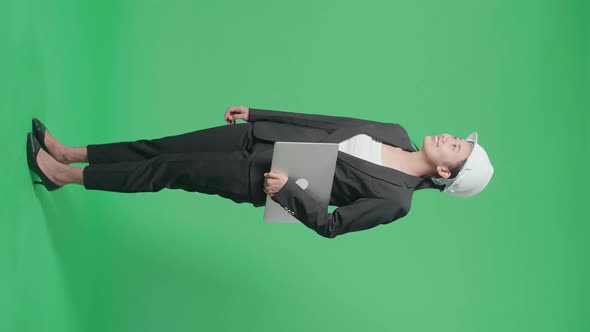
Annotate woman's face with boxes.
[423,133,473,177]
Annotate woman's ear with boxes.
[436,166,451,179]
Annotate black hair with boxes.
[409,140,467,192]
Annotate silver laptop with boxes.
[263,142,339,223]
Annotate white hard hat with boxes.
[431,132,494,198]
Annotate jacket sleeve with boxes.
[247,107,383,132]
[270,176,409,238]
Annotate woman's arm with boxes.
[270,176,409,238]
[248,108,383,132]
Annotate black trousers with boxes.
[82,122,273,206]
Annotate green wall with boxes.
[2,0,587,331]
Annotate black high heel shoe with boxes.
[32,117,49,152]
[26,132,63,191]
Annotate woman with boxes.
[26,106,494,238]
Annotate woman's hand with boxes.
[263,171,288,197]
[225,105,250,124]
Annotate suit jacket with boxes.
[247,108,428,239]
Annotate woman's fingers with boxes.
[225,107,241,124]
[263,173,273,196]
[225,106,249,124]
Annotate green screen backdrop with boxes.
[1,0,588,331]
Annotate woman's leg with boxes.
[37,131,274,206]
[80,150,254,203]
[44,123,254,164]
[36,148,253,203]
[85,123,254,164]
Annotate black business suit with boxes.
[83,108,427,238]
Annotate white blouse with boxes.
[338,134,384,166]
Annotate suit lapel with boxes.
[321,123,424,188]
